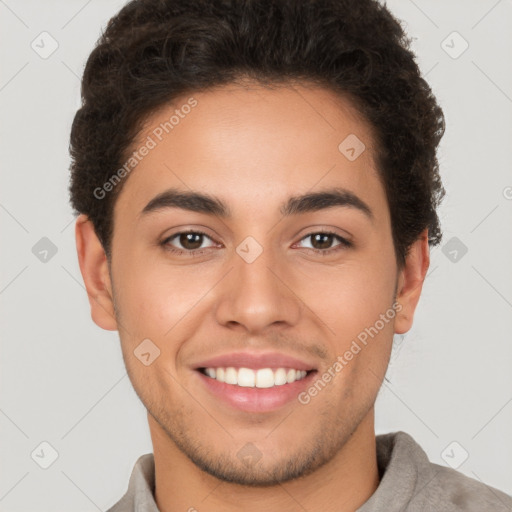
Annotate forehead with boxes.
[114,82,387,222]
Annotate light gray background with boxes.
[1,0,511,510]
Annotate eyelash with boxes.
[160,229,353,257]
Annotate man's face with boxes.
[105,83,402,484]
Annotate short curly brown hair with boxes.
[68,0,445,269]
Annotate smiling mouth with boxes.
[198,366,316,388]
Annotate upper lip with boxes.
[193,351,317,371]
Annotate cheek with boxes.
[299,249,397,389]
[112,253,219,337]
[300,257,397,338]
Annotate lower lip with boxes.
[195,370,317,413]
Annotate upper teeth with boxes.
[203,367,308,388]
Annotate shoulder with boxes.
[374,431,512,512]
[423,462,512,511]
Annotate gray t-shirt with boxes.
[106,431,512,511]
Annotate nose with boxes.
[214,241,302,335]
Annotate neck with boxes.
[149,409,379,512]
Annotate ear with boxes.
[394,228,430,335]
[75,214,118,331]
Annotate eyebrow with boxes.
[140,186,374,221]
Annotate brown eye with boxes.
[161,230,217,254]
[310,233,335,250]
[297,231,352,254]
[177,232,204,250]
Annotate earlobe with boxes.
[394,228,430,335]
[75,214,118,331]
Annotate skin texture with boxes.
[75,82,429,512]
